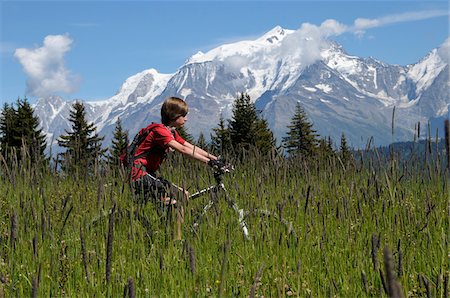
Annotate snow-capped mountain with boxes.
[34,26,449,150]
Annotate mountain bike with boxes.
[90,165,298,242]
[188,164,298,241]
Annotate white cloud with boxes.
[319,19,348,37]
[224,55,249,72]
[276,9,448,69]
[351,10,448,37]
[184,9,447,78]
[14,34,81,98]
[276,19,348,68]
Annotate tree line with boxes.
[0,94,354,176]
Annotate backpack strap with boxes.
[127,123,161,167]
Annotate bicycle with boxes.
[90,165,298,242]
[188,164,298,241]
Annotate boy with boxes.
[132,96,222,205]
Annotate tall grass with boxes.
[0,143,448,297]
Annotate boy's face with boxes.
[172,114,188,127]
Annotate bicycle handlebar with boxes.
[214,163,233,174]
[213,163,234,183]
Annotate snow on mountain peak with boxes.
[321,45,361,75]
[33,25,448,151]
[186,26,294,66]
[107,68,172,106]
[257,25,289,43]
[83,67,173,131]
[117,69,157,94]
[407,48,447,96]
[186,51,205,64]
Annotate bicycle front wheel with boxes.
[244,208,299,246]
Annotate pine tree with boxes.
[57,101,106,175]
[228,93,258,151]
[0,103,17,155]
[176,126,193,143]
[196,132,207,149]
[210,115,231,155]
[282,102,318,157]
[252,117,276,155]
[339,133,353,166]
[228,92,276,155]
[0,99,46,163]
[317,136,335,159]
[107,118,129,167]
[15,98,47,162]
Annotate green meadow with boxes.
[0,150,448,297]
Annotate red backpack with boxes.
[119,123,161,175]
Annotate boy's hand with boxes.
[208,159,226,170]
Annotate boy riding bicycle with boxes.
[130,97,223,238]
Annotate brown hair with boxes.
[161,97,189,125]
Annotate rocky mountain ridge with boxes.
[34,26,449,150]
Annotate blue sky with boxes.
[1,0,448,105]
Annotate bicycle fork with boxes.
[220,183,250,240]
[191,183,250,240]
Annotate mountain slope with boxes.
[34,26,449,150]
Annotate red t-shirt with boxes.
[132,123,185,180]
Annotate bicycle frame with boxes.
[188,168,250,239]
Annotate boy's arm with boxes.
[167,140,212,164]
[183,141,217,160]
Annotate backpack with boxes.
[119,123,161,177]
